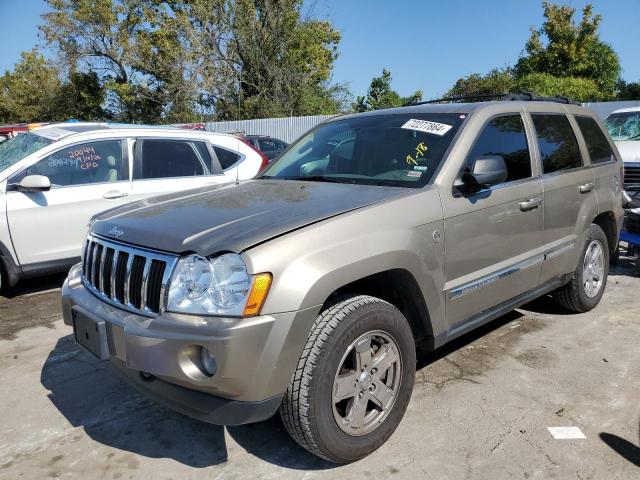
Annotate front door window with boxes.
[25,140,127,187]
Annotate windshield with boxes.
[604,111,640,141]
[0,132,53,174]
[261,113,464,188]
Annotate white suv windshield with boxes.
[604,111,640,141]
[261,113,463,188]
[0,132,54,174]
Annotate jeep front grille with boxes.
[624,162,640,190]
[81,234,178,316]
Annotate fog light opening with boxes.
[199,347,217,377]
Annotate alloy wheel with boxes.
[583,239,605,298]
[331,330,402,436]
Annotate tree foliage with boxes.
[616,80,640,100]
[0,50,61,122]
[444,2,623,102]
[54,71,108,120]
[445,68,514,98]
[0,50,108,123]
[515,2,619,98]
[216,0,346,119]
[38,0,347,122]
[514,72,604,101]
[353,69,422,112]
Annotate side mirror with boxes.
[455,156,508,195]
[18,175,51,192]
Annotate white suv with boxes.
[0,123,267,290]
[604,107,640,195]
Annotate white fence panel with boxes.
[205,114,337,143]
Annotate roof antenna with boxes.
[235,135,240,185]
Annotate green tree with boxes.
[616,80,640,100]
[0,51,107,122]
[445,68,515,98]
[40,0,191,122]
[215,0,347,119]
[53,71,108,120]
[515,2,620,99]
[514,72,604,101]
[41,0,347,121]
[0,50,62,122]
[353,69,422,112]
[443,2,623,102]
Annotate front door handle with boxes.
[579,182,594,194]
[103,190,128,200]
[519,197,542,212]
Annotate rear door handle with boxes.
[579,183,594,194]
[519,197,542,212]
[103,190,128,200]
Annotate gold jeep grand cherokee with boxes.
[62,93,623,463]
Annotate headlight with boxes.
[166,253,271,317]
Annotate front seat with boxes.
[96,155,119,183]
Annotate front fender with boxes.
[244,189,446,340]
[0,185,21,286]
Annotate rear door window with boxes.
[466,114,532,183]
[575,116,616,165]
[531,114,583,174]
[134,139,213,179]
[25,140,126,187]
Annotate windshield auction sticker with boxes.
[401,119,452,136]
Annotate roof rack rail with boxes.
[406,91,580,106]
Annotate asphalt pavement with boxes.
[0,261,638,479]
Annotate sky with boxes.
[1,0,639,100]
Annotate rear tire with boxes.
[554,224,609,313]
[280,295,416,463]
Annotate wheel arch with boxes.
[0,240,21,287]
[592,210,618,256]
[318,268,436,350]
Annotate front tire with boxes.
[280,295,416,463]
[0,261,8,295]
[554,224,609,312]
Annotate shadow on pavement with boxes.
[416,310,525,369]
[599,430,640,468]
[40,299,560,469]
[1,272,67,300]
[40,335,336,470]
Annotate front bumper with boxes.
[61,264,320,425]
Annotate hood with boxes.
[614,141,640,163]
[92,179,409,254]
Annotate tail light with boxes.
[239,138,270,172]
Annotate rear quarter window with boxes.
[213,146,241,170]
[531,114,583,174]
[575,116,616,165]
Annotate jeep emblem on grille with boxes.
[108,226,124,238]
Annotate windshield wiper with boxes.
[279,175,356,184]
